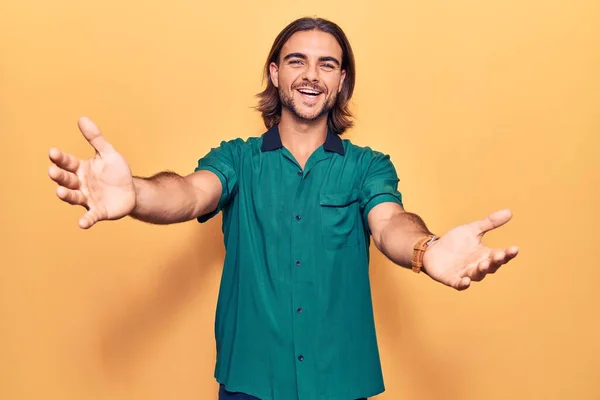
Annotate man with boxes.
[48,16,518,400]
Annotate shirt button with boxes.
[295,260,301,266]
[298,355,304,361]
[297,307,303,314]
[297,170,303,176]
[295,215,301,221]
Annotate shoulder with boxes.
[196,136,261,171]
[211,136,261,150]
[202,136,263,158]
[340,137,394,166]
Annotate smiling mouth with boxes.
[296,88,323,97]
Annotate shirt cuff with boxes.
[194,165,230,223]
[362,193,404,233]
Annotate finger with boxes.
[492,250,506,264]
[77,116,114,156]
[79,210,100,229]
[49,148,80,173]
[48,165,80,190]
[56,186,87,207]
[470,259,490,282]
[456,276,471,291]
[505,245,519,259]
[486,253,505,274]
[473,209,513,235]
[488,247,519,274]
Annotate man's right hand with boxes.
[48,116,136,229]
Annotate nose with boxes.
[302,62,319,83]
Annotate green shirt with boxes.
[194,124,403,400]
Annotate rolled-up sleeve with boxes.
[194,139,240,223]
[359,151,403,230]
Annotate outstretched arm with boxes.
[368,202,435,268]
[368,202,519,290]
[48,116,223,228]
[130,170,222,225]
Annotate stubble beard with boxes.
[279,87,337,122]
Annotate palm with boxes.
[78,152,135,218]
[422,210,519,290]
[49,117,136,229]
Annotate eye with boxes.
[322,63,336,70]
[289,59,304,65]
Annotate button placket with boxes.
[288,161,317,399]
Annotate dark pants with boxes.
[219,384,368,400]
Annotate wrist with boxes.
[411,234,440,274]
[130,177,146,215]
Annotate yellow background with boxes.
[1,0,598,399]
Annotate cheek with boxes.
[324,82,338,95]
[278,70,300,89]
[324,75,343,94]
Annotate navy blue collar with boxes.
[260,124,345,155]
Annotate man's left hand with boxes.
[422,209,519,290]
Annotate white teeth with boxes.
[298,89,321,95]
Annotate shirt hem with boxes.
[215,377,385,400]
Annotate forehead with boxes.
[280,30,343,59]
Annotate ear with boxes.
[269,62,280,88]
[338,69,347,93]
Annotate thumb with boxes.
[77,116,114,156]
[473,209,513,235]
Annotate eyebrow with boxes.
[282,52,341,67]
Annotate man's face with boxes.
[270,30,347,122]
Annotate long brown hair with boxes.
[255,17,356,135]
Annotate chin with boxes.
[280,93,331,122]
[295,110,325,121]
[298,103,325,117]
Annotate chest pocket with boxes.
[319,190,360,250]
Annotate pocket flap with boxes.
[319,190,359,207]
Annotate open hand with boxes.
[48,116,136,229]
[422,209,519,290]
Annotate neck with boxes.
[278,110,328,158]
